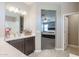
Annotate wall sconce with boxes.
[6,6,27,15]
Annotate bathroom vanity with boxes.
[6,35,35,55]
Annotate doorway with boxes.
[64,13,79,55]
[41,9,56,50]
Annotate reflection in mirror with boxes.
[5,4,24,39]
[20,16,24,33]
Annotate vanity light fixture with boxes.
[7,6,15,12]
[19,10,27,15]
[14,8,19,13]
[6,6,27,15]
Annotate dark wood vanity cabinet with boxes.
[7,36,35,55]
[7,39,25,53]
[24,37,35,55]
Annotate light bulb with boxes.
[14,8,19,13]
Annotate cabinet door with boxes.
[7,39,24,53]
[24,37,35,55]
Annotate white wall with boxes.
[27,5,37,34]
[0,3,5,40]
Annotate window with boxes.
[43,24,48,32]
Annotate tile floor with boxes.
[66,46,79,56]
[29,49,69,57]
[29,46,79,57]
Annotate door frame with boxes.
[63,12,79,49]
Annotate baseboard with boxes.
[35,48,64,52]
[68,44,79,48]
[55,48,64,50]
[35,50,42,52]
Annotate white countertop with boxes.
[5,34,35,41]
[0,40,27,57]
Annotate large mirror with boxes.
[5,12,24,38]
[4,2,28,39]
